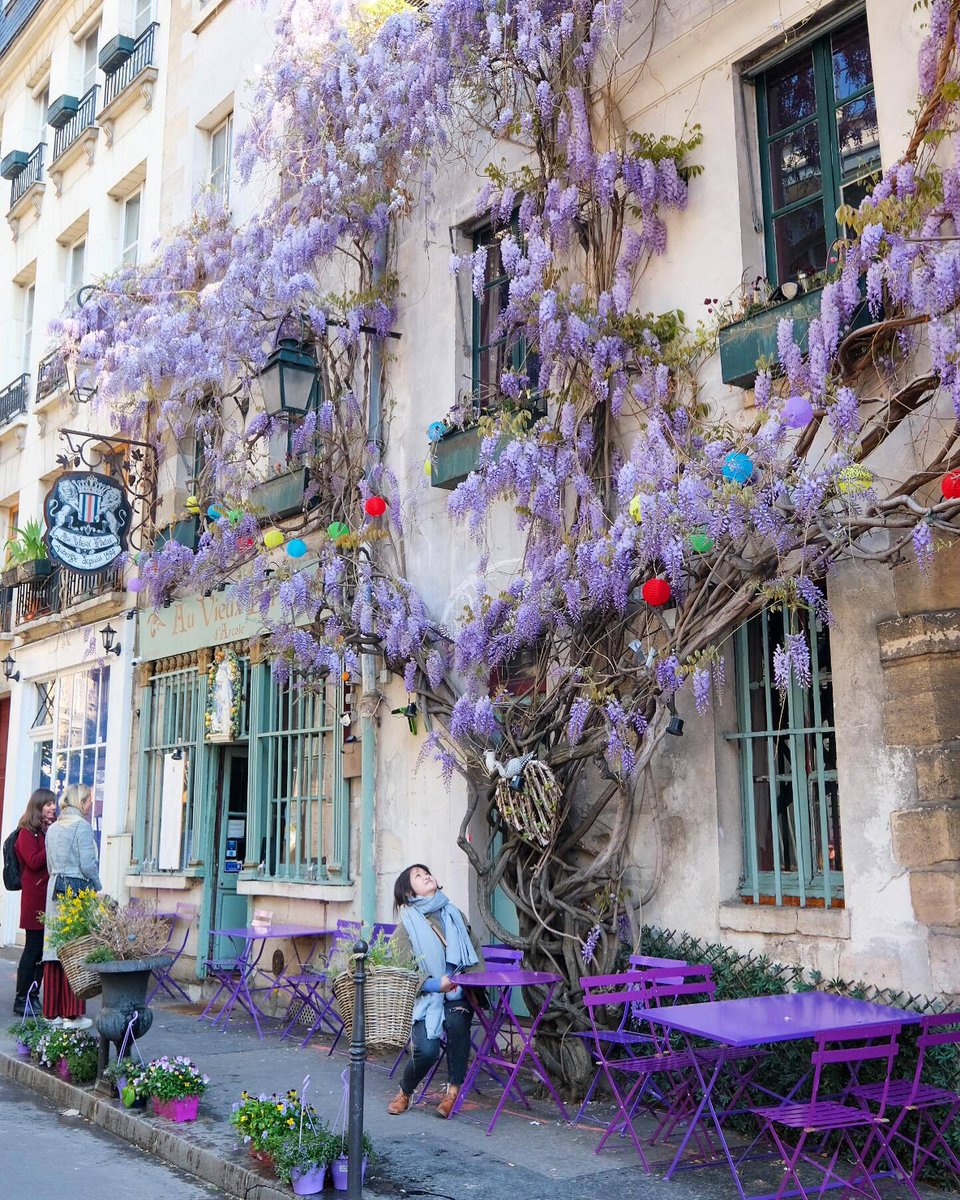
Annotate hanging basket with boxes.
[494,759,561,849]
[332,966,423,1049]
[58,934,103,1000]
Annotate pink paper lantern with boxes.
[128,578,143,593]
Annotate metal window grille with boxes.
[252,671,346,881]
[728,607,842,907]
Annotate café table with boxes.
[643,991,922,1199]
[199,923,336,1039]
[451,968,570,1134]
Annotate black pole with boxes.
[347,938,368,1200]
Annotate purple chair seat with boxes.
[753,1098,882,1129]
[852,1078,957,1107]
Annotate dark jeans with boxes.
[15,929,44,1008]
[401,1001,473,1094]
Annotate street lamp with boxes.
[2,653,20,682]
[255,331,321,417]
[100,623,122,657]
[65,354,97,404]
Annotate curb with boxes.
[0,1050,289,1200]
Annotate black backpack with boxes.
[2,829,21,891]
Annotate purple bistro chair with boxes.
[279,925,358,1050]
[749,1023,915,1200]
[849,1010,960,1186]
[148,902,197,1004]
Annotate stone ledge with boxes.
[236,879,355,901]
[719,902,851,939]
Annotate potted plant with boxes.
[5,519,52,584]
[273,1125,335,1195]
[230,1089,306,1167]
[35,1027,98,1083]
[135,1055,209,1122]
[85,900,172,1052]
[330,931,423,1049]
[328,1132,373,1192]
[7,1015,48,1057]
[102,1055,146,1106]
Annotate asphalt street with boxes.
[0,1075,231,1199]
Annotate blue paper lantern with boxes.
[722,452,754,484]
[286,539,307,559]
[427,421,446,443]
[207,504,224,520]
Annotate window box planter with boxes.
[16,559,52,585]
[155,516,199,552]
[249,465,310,519]
[1,567,19,588]
[430,425,506,491]
[0,150,27,180]
[98,34,135,74]
[46,95,79,130]
[718,286,872,389]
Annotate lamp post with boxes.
[347,938,368,1200]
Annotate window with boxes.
[21,284,35,374]
[66,238,86,304]
[730,607,841,907]
[80,26,99,94]
[756,16,879,284]
[471,220,540,414]
[35,87,49,143]
[121,190,141,265]
[133,0,153,37]
[210,114,233,200]
[32,667,110,854]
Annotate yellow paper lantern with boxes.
[424,459,432,478]
[629,495,643,523]
[837,465,873,495]
[263,528,284,549]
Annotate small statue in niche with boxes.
[205,648,241,741]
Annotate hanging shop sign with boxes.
[44,471,132,574]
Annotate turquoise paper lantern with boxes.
[722,452,754,484]
[207,505,223,520]
[427,421,446,443]
[286,539,307,559]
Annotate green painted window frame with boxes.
[249,667,348,882]
[756,15,879,285]
[728,608,843,907]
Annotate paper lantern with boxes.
[689,532,715,554]
[427,421,446,443]
[782,395,814,428]
[287,539,307,558]
[423,459,432,479]
[185,495,200,513]
[837,464,872,495]
[207,504,224,520]
[365,496,387,517]
[263,529,284,549]
[127,578,143,593]
[237,536,255,551]
[629,495,643,523]
[227,508,243,524]
[722,452,754,484]
[327,521,350,539]
[641,578,671,607]
[941,470,960,500]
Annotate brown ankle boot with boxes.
[387,1089,411,1115]
[436,1084,460,1118]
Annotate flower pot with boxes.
[291,1164,327,1195]
[16,559,52,584]
[15,1041,30,1057]
[93,955,171,1053]
[57,1057,71,1080]
[330,1155,366,1192]
[249,1145,274,1169]
[152,1095,199,1122]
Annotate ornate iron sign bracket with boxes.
[56,428,158,555]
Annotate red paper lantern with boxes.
[364,496,387,517]
[942,470,960,500]
[641,578,671,607]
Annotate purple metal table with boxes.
[451,968,570,1134]
[200,924,336,1039]
[645,992,921,1198]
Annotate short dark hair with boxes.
[393,863,432,911]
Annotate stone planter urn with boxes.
[92,956,171,1087]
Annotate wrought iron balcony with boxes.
[15,563,125,627]
[0,374,29,428]
[101,22,158,108]
[52,86,98,162]
[36,351,67,399]
[9,141,43,209]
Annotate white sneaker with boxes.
[62,1017,93,1030]
[48,1017,65,1027]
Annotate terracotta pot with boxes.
[249,1145,274,1169]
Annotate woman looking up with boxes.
[387,864,483,1119]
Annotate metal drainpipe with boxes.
[359,232,388,929]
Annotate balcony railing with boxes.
[10,141,43,208]
[52,86,98,161]
[36,351,67,399]
[16,564,124,627]
[102,23,158,108]
[0,586,13,636]
[0,374,29,428]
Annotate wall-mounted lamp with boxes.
[666,698,684,737]
[100,624,122,657]
[2,653,20,682]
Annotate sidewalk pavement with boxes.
[0,951,938,1200]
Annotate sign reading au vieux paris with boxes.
[44,471,133,574]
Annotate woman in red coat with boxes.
[14,788,56,1015]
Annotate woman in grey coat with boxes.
[42,784,102,1027]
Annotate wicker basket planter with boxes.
[58,934,103,1000]
[332,966,423,1049]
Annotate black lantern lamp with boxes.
[256,326,321,417]
[100,623,122,657]
[2,653,20,682]
[666,697,684,737]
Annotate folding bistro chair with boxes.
[750,1023,916,1200]
[279,924,358,1050]
[849,1010,960,1186]
[148,902,197,1003]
